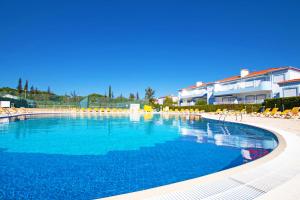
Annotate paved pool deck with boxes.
[100,113,300,200]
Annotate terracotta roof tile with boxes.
[178,66,300,90]
[278,78,300,84]
[217,66,299,83]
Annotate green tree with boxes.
[17,78,22,95]
[24,80,29,98]
[163,96,174,107]
[108,85,112,99]
[71,91,79,102]
[145,87,155,99]
[195,99,207,106]
[145,87,155,104]
[47,86,51,94]
[129,93,135,100]
[24,80,28,92]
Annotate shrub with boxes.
[169,104,261,113]
[263,96,300,111]
[195,100,207,106]
[163,96,174,107]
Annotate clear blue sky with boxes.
[0,0,300,97]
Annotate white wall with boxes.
[288,70,300,80]
[0,101,10,108]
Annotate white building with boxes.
[178,81,208,106]
[178,66,300,105]
[157,95,179,105]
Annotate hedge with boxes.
[169,104,262,113]
[263,96,300,111]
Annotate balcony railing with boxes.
[179,89,207,99]
[214,81,272,96]
[213,99,265,105]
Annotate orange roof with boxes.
[278,78,300,84]
[217,66,300,83]
[179,83,207,91]
[178,66,300,90]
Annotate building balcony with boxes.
[213,99,265,105]
[179,89,207,99]
[213,81,272,96]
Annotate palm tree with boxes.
[145,87,155,101]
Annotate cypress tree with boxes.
[24,80,28,92]
[17,78,22,95]
[108,85,112,99]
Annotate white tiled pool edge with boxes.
[100,114,300,200]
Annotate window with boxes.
[256,94,267,103]
[222,97,229,103]
[283,88,297,97]
[222,97,236,103]
[245,95,255,103]
[273,74,285,83]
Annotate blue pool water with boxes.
[0,114,277,199]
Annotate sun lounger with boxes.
[264,108,279,117]
[284,107,300,119]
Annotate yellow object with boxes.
[268,108,279,116]
[261,108,271,115]
[275,109,291,118]
[285,107,300,118]
[215,109,221,114]
[291,107,300,115]
[280,109,291,115]
[144,113,153,120]
[144,105,153,112]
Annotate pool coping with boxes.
[99,114,288,200]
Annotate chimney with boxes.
[196,81,203,87]
[240,69,249,78]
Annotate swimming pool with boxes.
[0,114,278,199]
